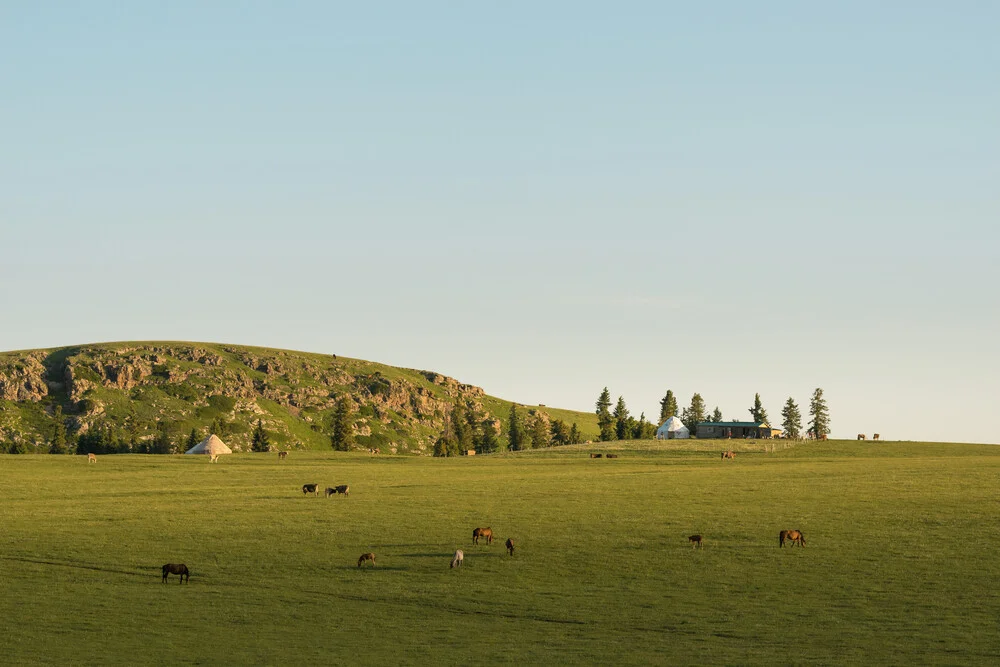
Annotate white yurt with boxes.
[184,434,233,456]
[655,416,690,440]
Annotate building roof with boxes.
[699,421,768,428]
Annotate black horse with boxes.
[162,563,190,584]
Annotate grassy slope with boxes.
[2,440,999,664]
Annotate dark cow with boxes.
[688,534,703,548]
[505,538,515,556]
[325,485,349,497]
[473,527,493,545]
[302,483,319,495]
[162,563,189,584]
[357,552,376,568]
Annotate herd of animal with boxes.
[857,433,881,441]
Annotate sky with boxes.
[2,2,998,443]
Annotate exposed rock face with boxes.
[0,353,48,402]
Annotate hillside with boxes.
[0,342,599,454]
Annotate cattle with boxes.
[779,529,805,547]
[357,552,376,568]
[721,450,736,460]
[857,434,866,441]
[605,454,619,459]
[302,483,319,495]
[505,538,515,556]
[589,453,603,459]
[473,527,493,545]
[688,535,703,548]
[324,485,349,497]
[278,451,287,460]
[87,453,97,463]
[162,563,189,584]
[873,433,880,441]
[450,550,464,568]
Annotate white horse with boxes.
[450,550,464,568]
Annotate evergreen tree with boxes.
[569,423,582,445]
[8,439,29,454]
[596,387,614,441]
[659,390,678,422]
[477,420,502,454]
[433,435,456,457]
[186,427,200,451]
[210,416,225,437]
[809,388,830,439]
[49,405,69,454]
[529,413,550,449]
[748,393,769,425]
[681,393,707,437]
[330,397,353,451]
[507,403,526,451]
[149,422,173,454]
[450,403,473,451]
[613,396,630,441]
[633,412,656,439]
[781,397,802,439]
[711,407,724,423]
[550,419,570,446]
[251,419,271,452]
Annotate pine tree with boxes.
[251,419,271,452]
[748,393,770,425]
[613,396,630,440]
[711,407,723,423]
[681,393,707,437]
[529,414,550,449]
[809,388,830,439]
[596,388,614,441]
[330,397,353,451]
[633,412,656,439]
[49,405,68,454]
[433,435,456,457]
[659,390,678,422]
[781,397,802,439]
[149,422,173,454]
[507,404,526,451]
[569,423,582,445]
[186,427,200,451]
[550,419,570,446]
[477,420,501,454]
[450,403,473,451]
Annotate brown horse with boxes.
[721,450,736,460]
[589,453,603,459]
[857,434,866,440]
[873,433,880,441]
[302,483,319,495]
[688,534,703,548]
[473,527,493,545]
[357,552,376,568]
[87,453,97,463]
[162,563,189,583]
[278,451,287,460]
[505,538,515,556]
[779,530,805,547]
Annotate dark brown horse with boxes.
[779,530,805,547]
[721,450,736,460]
[505,538,515,556]
[688,534,703,548]
[357,552,376,568]
[278,451,287,460]
[162,563,189,583]
[302,483,319,495]
[589,453,603,458]
[473,527,493,545]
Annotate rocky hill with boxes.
[0,342,598,454]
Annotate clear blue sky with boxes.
[2,2,998,443]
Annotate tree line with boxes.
[433,401,582,456]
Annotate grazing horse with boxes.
[721,450,736,460]
[873,433,880,441]
[688,534,703,548]
[857,434,866,440]
[473,527,493,545]
[779,530,805,547]
[277,451,287,460]
[302,483,319,495]
[605,454,619,459]
[820,434,828,441]
[357,552,376,568]
[210,454,219,463]
[162,563,189,584]
[505,538,515,556]
[87,453,97,463]
[450,550,464,568]
[589,453,602,459]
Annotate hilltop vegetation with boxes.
[0,342,598,454]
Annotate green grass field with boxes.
[2,441,999,665]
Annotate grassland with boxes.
[2,440,999,665]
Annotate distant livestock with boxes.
[278,451,287,460]
[473,527,493,545]
[721,450,736,460]
[505,538,515,556]
[688,534,703,548]
[590,453,603,459]
[605,454,619,459]
[820,434,828,441]
[161,563,190,584]
[779,530,806,548]
[325,485,349,497]
[873,433,880,441]
[302,483,319,495]
[87,453,97,463]
[857,434,866,441]
[357,552,376,568]
[210,454,220,463]
[450,550,464,568]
